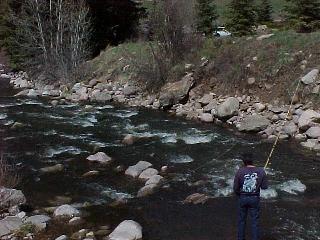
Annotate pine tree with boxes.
[196,0,218,34]
[227,0,258,36]
[286,0,320,32]
[258,0,273,23]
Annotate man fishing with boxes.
[233,153,268,240]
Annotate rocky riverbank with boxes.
[2,65,320,153]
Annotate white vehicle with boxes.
[214,27,232,37]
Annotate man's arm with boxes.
[261,170,268,190]
[233,170,241,195]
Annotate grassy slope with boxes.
[90,30,320,104]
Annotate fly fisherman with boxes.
[233,153,268,240]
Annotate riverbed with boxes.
[0,85,319,239]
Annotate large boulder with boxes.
[0,188,26,210]
[301,69,319,85]
[237,115,270,132]
[159,73,194,108]
[53,205,80,218]
[298,110,320,130]
[0,216,23,237]
[215,97,240,119]
[25,215,51,231]
[86,152,112,164]
[305,126,320,138]
[125,161,152,178]
[107,220,142,240]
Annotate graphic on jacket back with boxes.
[242,173,258,193]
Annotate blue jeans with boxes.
[238,195,260,240]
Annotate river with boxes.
[0,83,319,240]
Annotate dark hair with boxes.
[241,153,254,166]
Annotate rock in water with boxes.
[216,97,240,119]
[138,168,159,181]
[125,161,152,178]
[53,205,80,218]
[0,187,26,210]
[183,193,210,205]
[199,113,214,123]
[137,184,158,197]
[159,73,195,108]
[237,115,270,132]
[86,152,112,164]
[145,175,164,186]
[108,220,142,240]
[40,164,64,174]
[0,216,23,237]
[122,134,138,145]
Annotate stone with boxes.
[108,220,142,240]
[138,168,159,181]
[159,73,195,108]
[137,184,158,197]
[40,164,64,174]
[49,196,72,205]
[91,91,112,102]
[295,134,307,142]
[216,97,240,119]
[125,161,152,178]
[82,171,100,178]
[145,175,164,186]
[282,122,298,136]
[86,152,112,164]
[53,205,80,218]
[198,94,213,105]
[256,33,274,41]
[253,103,266,112]
[27,89,40,98]
[301,69,319,85]
[55,235,68,240]
[0,188,26,210]
[237,115,270,132]
[95,229,110,237]
[122,134,138,145]
[68,217,83,226]
[305,127,320,138]
[312,85,320,94]
[25,215,51,231]
[199,113,214,123]
[88,79,98,87]
[123,86,137,96]
[183,193,210,205]
[0,216,23,237]
[301,139,319,150]
[247,77,256,85]
[203,100,218,112]
[298,110,320,130]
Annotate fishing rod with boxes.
[263,78,302,170]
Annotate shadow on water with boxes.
[0,85,319,239]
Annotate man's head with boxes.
[241,153,254,166]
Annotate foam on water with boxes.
[43,130,58,136]
[260,188,278,199]
[277,179,306,195]
[87,115,98,123]
[0,113,7,120]
[180,128,218,144]
[101,187,134,200]
[96,105,114,110]
[110,110,138,118]
[45,146,83,158]
[169,154,194,164]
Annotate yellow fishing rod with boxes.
[264,79,302,169]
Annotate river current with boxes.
[0,85,319,239]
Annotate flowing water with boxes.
[0,84,319,240]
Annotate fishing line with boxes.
[264,78,302,169]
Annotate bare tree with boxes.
[0,153,20,189]
[11,0,91,83]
